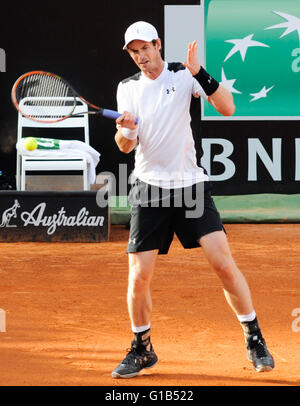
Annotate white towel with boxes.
[16,138,101,185]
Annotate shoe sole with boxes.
[254,365,274,372]
[111,360,158,379]
[247,355,274,372]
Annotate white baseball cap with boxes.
[123,21,159,50]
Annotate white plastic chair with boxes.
[16,97,90,191]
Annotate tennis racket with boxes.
[11,70,134,124]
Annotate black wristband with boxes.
[194,67,219,96]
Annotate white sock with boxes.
[132,322,151,333]
[237,310,256,323]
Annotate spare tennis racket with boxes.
[11,70,133,124]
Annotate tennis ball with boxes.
[24,137,38,151]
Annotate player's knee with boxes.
[128,264,152,293]
[212,258,236,283]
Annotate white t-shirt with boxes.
[117,61,210,188]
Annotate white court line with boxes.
[271,350,288,363]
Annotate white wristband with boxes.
[121,127,138,140]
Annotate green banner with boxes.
[203,0,300,120]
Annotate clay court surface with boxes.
[0,224,299,387]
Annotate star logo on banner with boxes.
[265,11,300,46]
[249,85,274,102]
[204,5,300,115]
[220,68,242,94]
[224,34,269,62]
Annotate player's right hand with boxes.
[116,111,138,130]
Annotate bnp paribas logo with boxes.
[203,0,300,120]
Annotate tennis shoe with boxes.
[112,341,158,378]
[246,332,274,372]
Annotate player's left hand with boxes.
[182,40,201,76]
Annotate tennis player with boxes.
[112,21,274,378]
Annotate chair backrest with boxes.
[17,97,89,144]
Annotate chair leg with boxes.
[83,167,89,191]
[21,159,26,191]
[16,154,21,190]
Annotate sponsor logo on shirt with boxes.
[166,86,176,94]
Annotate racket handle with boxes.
[102,109,121,120]
[102,109,139,124]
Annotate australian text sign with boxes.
[0,191,109,242]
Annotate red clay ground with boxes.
[0,224,299,386]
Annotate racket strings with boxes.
[16,73,76,120]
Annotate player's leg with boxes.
[200,230,274,372]
[112,250,158,379]
[112,180,175,378]
[127,250,158,329]
[200,230,253,315]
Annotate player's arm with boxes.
[207,84,235,116]
[115,111,138,154]
[183,40,235,116]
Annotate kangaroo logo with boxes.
[0,200,20,228]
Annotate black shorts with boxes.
[127,179,225,255]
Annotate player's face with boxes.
[127,39,163,78]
